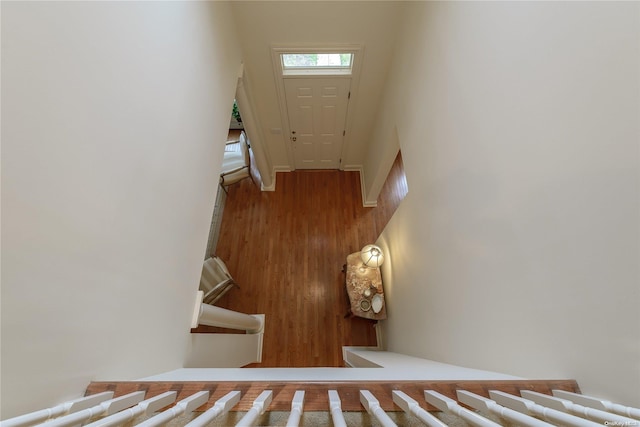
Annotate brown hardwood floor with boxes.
[211,145,407,367]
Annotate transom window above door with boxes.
[280,53,354,76]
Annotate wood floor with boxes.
[210,142,407,367]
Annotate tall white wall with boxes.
[1,2,241,418]
[230,1,403,175]
[185,334,262,369]
[371,2,640,405]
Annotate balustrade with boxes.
[3,382,634,426]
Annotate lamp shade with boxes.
[360,244,384,268]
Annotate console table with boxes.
[344,252,387,320]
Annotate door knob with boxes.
[291,131,296,134]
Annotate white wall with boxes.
[371,2,640,405]
[185,334,262,368]
[1,2,241,418]
[230,1,403,176]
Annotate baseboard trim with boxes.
[262,166,292,192]
[266,165,378,207]
[261,181,276,192]
[343,164,377,207]
[374,323,384,350]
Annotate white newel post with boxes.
[191,291,264,333]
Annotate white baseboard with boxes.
[341,323,384,366]
[265,165,378,207]
[262,166,292,192]
[343,164,377,207]
[261,182,276,192]
[374,322,384,350]
[342,345,382,367]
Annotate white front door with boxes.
[284,78,351,169]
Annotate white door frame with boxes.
[270,44,364,171]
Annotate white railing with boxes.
[3,386,638,426]
[393,390,448,427]
[191,290,264,333]
[553,390,640,420]
[285,390,305,427]
[43,392,145,427]
[235,390,272,427]
[135,391,209,427]
[456,390,553,427]
[490,390,602,426]
[360,390,397,427]
[184,391,241,427]
[328,390,347,427]
[0,392,114,427]
[85,392,177,427]
[425,390,501,427]
[522,391,639,426]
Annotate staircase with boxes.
[187,293,265,368]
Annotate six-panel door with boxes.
[284,78,351,169]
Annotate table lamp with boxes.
[360,244,384,268]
